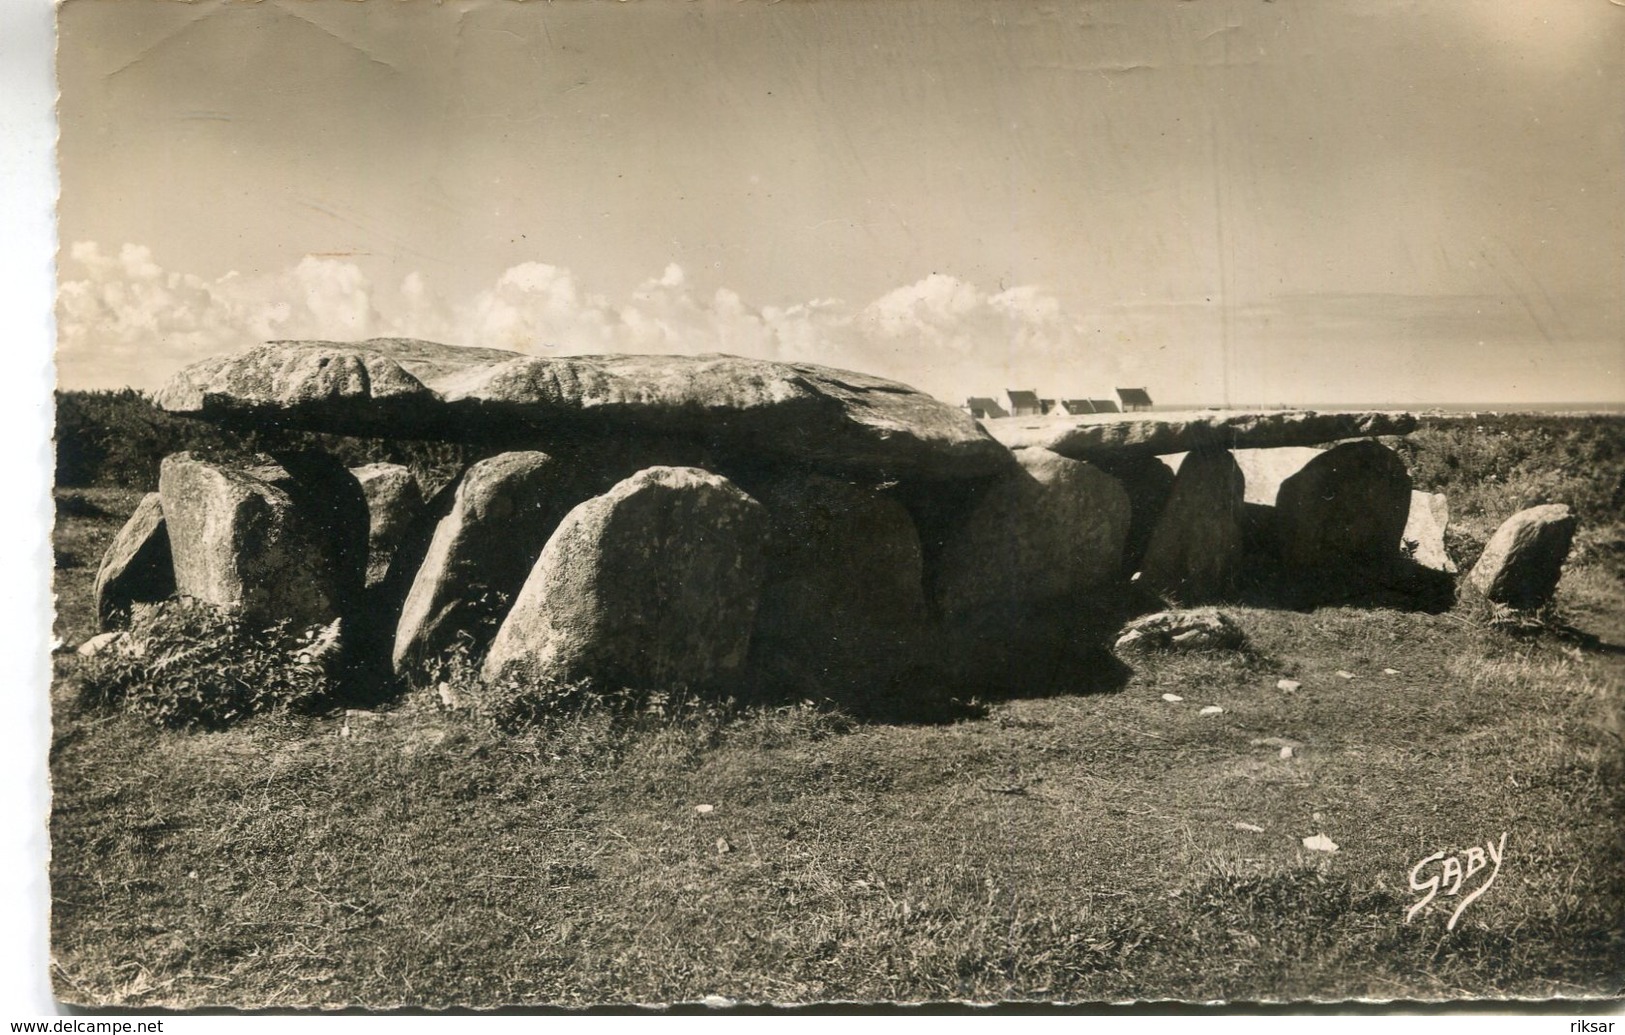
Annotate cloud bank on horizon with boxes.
[57,241,1145,404]
[52,1,1622,407]
[58,240,1622,408]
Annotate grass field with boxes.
[46,419,1625,1007]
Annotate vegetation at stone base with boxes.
[420,608,602,729]
[47,602,1623,1006]
[55,389,473,495]
[1397,414,1625,557]
[73,599,338,732]
[1392,416,1625,637]
[45,414,1624,1006]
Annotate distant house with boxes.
[1116,388,1153,412]
[1005,389,1043,417]
[969,390,1139,417]
[964,396,1008,419]
[1041,399,1094,416]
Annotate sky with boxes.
[55,0,1623,406]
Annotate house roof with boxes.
[1115,388,1153,407]
[1062,399,1095,414]
[1089,398,1120,413]
[1006,389,1042,409]
[965,396,1008,418]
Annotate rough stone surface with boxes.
[270,449,370,618]
[1115,608,1247,652]
[1402,491,1456,573]
[156,339,1009,481]
[158,453,347,629]
[392,451,575,677]
[1233,446,1326,505]
[1228,448,1327,559]
[482,467,770,692]
[984,410,1417,461]
[934,447,1130,618]
[1275,440,1413,572]
[1092,454,1176,573]
[152,341,445,418]
[1467,504,1577,608]
[352,463,425,585]
[746,474,933,697]
[93,492,174,630]
[1137,448,1246,601]
[76,631,123,657]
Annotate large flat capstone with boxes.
[155,339,1009,481]
[983,409,1417,461]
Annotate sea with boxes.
[1154,402,1625,416]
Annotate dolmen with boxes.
[87,338,1576,716]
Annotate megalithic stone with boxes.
[933,447,1130,619]
[93,492,174,631]
[1275,440,1412,572]
[1468,504,1577,609]
[350,463,425,586]
[744,472,934,700]
[158,453,347,630]
[392,451,575,679]
[1138,447,1246,602]
[482,466,770,695]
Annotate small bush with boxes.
[1402,416,1625,532]
[457,665,697,731]
[76,599,338,730]
[54,492,110,519]
[428,627,746,738]
[55,388,477,492]
[465,671,604,729]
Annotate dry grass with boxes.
[46,418,1625,1007]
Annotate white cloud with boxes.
[466,261,618,353]
[57,243,268,388]
[56,242,1121,401]
[864,273,983,337]
[288,256,378,339]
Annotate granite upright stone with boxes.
[1137,448,1246,601]
[393,451,575,678]
[482,467,770,693]
[158,453,348,629]
[1275,441,1412,573]
[934,447,1130,618]
[1467,504,1577,608]
[92,492,174,630]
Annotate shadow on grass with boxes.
[922,588,1150,716]
[1232,551,1459,615]
[731,585,1154,727]
[55,491,112,519]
